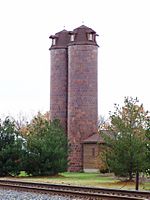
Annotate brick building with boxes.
[49,25,99,172]
[83,131,109,172]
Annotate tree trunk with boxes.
[135,170,139,190]
[129,161,133,181]
[129,171,133,181]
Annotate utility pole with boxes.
[135,163,139,190]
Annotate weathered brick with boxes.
[68,45,98,172]
[50,25,98,172]
[50,49,68,133]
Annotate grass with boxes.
[1,172,150,191]
[43,172,116,186]
[143,182,150,190]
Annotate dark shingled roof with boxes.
[83,130,112,144]
[83,133,104,144]
[68,25,98,46]
[73,25,96,33]
[49,25,99,49]
[49,29,70,49]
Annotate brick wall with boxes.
[50,26,98,172]
[50,49,68,133]
[83,143,100,171]
[68,45,98,171]
[83,143,107,172]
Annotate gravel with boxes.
[0,189,77,200]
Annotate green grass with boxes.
[43,172,116,187]
[1,172,150,191]
[18,171,29,177]
[142,182,150,190]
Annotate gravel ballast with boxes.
[0,189,75,200]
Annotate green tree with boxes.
[102,97,149,180]
[145,117,150,175]
[24,113,68,176]
[0,117,25,176]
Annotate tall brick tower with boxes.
[49,30,70,132]
[67,25,98,171]
[49,25,98,171]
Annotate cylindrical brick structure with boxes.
[67,25,98,171]
[49,30,69,133]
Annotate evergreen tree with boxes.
[0,117,25,176]
[102,97,149,180]
[145,117,150,175]
[24,114,68,176]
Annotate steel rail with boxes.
[0,179,149,200]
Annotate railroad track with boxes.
[0,179,149,200]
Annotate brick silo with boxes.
[49,30,70,133]
[67,25,98,171]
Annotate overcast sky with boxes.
[0,0,150,119]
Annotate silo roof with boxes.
[49,29,70,49]
[68,25,98,46]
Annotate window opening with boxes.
[70,34,75,42]
[88,33,93,41]
[52,38,56,45]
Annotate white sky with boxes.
[0,0,150,119]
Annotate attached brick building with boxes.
[83,131,109,172]
[49,25,99,172]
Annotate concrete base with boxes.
[83,168,99,173]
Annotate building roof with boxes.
[73,25,96,34]
[49,25,99,49]
[49,29,70,49]
[83,130,112,144]
[68,25,98,46]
